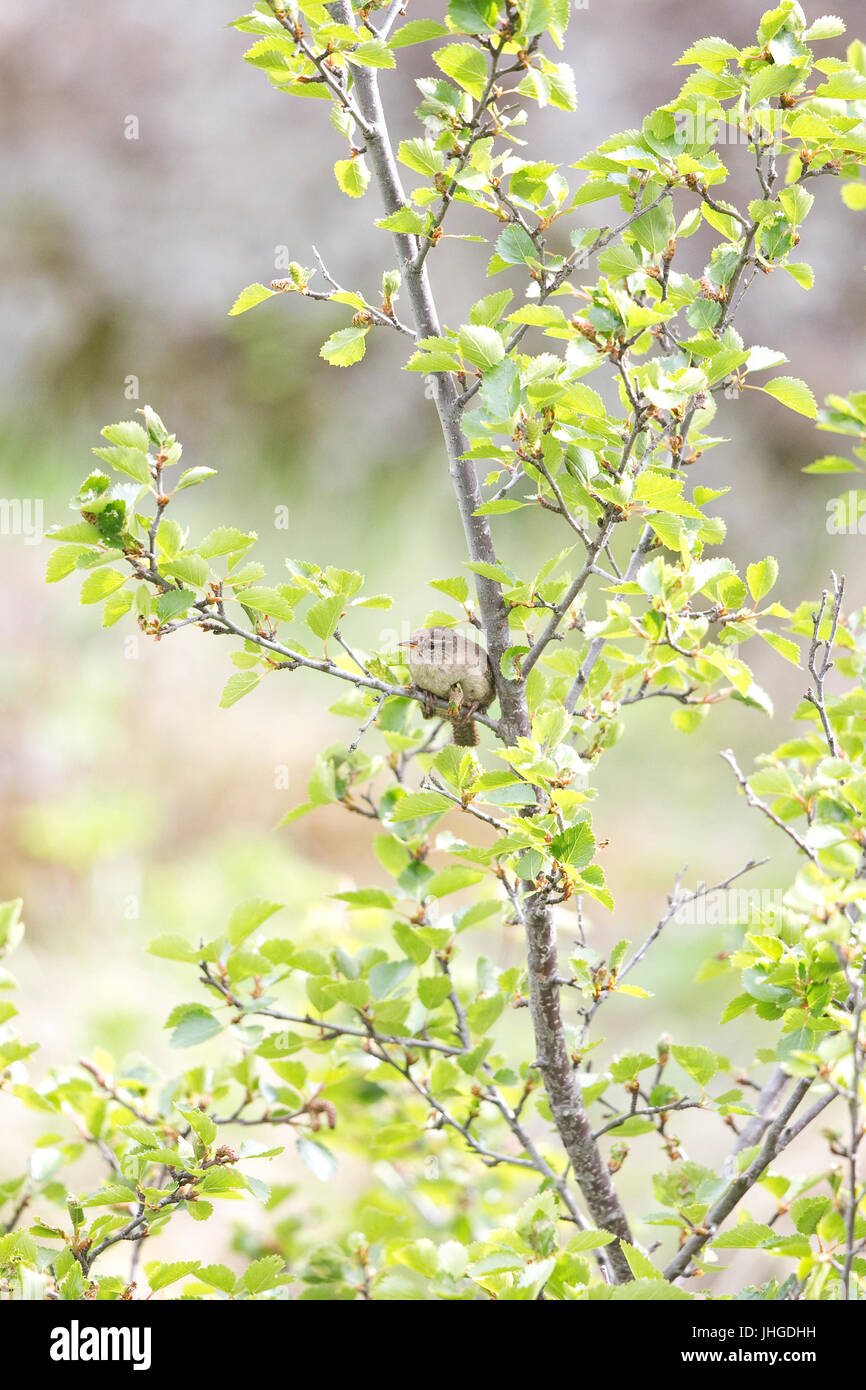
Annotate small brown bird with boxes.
[399,626,496,746]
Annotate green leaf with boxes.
[418,976,454,1009]
[229,282,276,316]
[320,327,368,367]
[155,588,195,623]
[177,1105,217,1147]
[567,1228,617,1251]
[148,934,201,964]
[92,444,151,485]
[746,555,779,603]
[59,1264,87,1301]
[334,157,370,198]
[187,1200,213,1222]
[377,207,428,234]
[167,1004,222,1049]
[430,576,469,605]
[432,44,488,98]
[175,467,217,491]
[671,1043,719,1087]
[164,555,209,589]
[242,1254,290,1295]
[478,358,517,417]
[196,1263,237,1294]
[446,0,499,34]
[620,1241,664,1280]
[46,545,91,584]
[757,376,817,418]
[465,994,504,1033]
[475,497,524,515]
[465,559,517,585]
[390,791,453,821]
[629,201,674,256]
[609,1052,656,1083]
[783,262,814,290]
[425,865,484,897]
[398,138,446,176]
[676,36,741,66]
[80,569,126,605]
[100,420,149,451]
[347,39,395,69]
[592,1278,692,1301]
[228,898,282,945]
[790,1195,832,1235]
[493,224,537,267]
[750,63,802,105]
[759,630,800,665]
[334,888,394,910]
[803,16,846,39]
[198,527,257,559]
[369,958,414,999]
[306,595,344,643]
[238,586,295,622]
[220,671,261,708]
[145,1260,201,1292]
[389,19,449,47]
[102,590,133,631]
[549,822,595,870]
[802,455,860,474]
[712,1221,776,1249]
[720,993,754,1024]
[458,324,505,370]
[470,290,513,325]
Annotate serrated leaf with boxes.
[347,39,395,69]
[238,587,295,622]
[80,569,126,605]
[746,555,779,603]
[227,898,282,945]
[390,791,453,822]
[320,327,368,367]
[198,527,257,559]
[671,1043,719,1087]
[175,467,217,491]
[389,18,449,47]
[229,283,276,316]
[758,376,817,418]
[377,207,428,234]
[306,594,343,643]
[220,671,261,708]
[432,43,488,97]
[156,588,195,622]
[167,1005,222,1048]
[458,324,505,370]
[334,157,371,198]
[712,1221,776,1249]
[145,1260,201,1292]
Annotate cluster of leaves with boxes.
[0,900,305,1299]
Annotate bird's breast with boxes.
[408,656,492,704]
[407,658,455,698]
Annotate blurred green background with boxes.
[1,0,865,1288]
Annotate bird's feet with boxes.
[446,682,465,721]
[407,683,439,720]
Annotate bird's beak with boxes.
[397,639,413,648]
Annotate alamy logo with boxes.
[49,1320,152,1371]
[0,497,43,545]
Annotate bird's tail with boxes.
[452,718,480,747]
